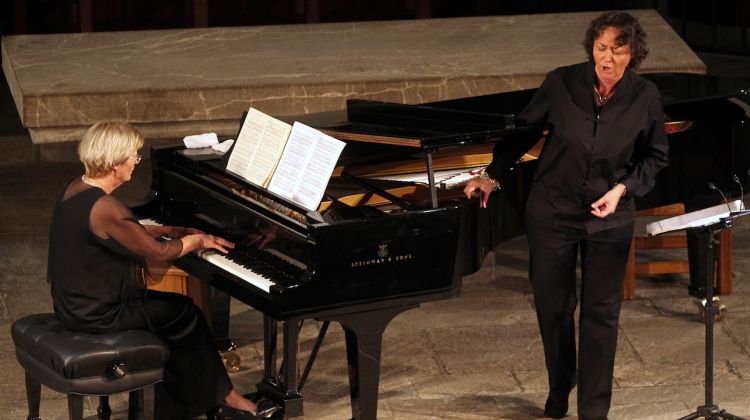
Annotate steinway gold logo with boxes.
[378,244,388,258]
[351,243,412,268]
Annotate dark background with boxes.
[1,0,749,54]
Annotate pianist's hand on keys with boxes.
[140,218,274,293]
[140,219,235,256]
[186,233,235,255]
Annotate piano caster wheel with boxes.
[696,296,727,323]
[221,350,242,373]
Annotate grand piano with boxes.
[135,102,541,419]
[134,72,748,420]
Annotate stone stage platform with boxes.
[2,9,704,145]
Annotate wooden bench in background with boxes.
[623,203,732,300]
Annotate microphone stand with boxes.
[678,212,747,420]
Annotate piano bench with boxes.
[10,313,170,420]
[623,203,732,300]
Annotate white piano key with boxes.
[200,251,275,293]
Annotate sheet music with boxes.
[267,122,346,211]
[226,108,292,186]
[646,200,743,235]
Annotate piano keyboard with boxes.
[198,251,274,293]
[139,218,275,293]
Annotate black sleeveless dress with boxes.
[48,179,232,419]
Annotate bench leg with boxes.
[128,386,157,420]
[24,371,41,420]
[144,385,156,420]
[128,389,143,420]
[98,396,111,419]
[67,394,84,420]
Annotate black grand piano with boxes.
[134,72,748,420]
[135,101,541,419]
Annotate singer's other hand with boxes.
[590,184,626,218]
[463,178,496,208]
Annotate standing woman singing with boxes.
[465,11,669,420]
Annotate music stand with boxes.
[647,200,747,420]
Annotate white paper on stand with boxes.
[646,200,744,236]
[267,122,346,212]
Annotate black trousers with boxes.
[119,289,233,420]
[526,216,633,419]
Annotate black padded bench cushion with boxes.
[11,313,169,395]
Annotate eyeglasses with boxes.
[128,154,142,164]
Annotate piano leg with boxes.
[281,319,304,416]
[263,315,278,384]
[325,304,419,420]
[258,305,417,419]
[258,316,305,417]
[206,287,245,372]
[207,287,235,351]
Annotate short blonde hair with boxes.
[78,121,144,177]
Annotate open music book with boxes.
[226,108,346,212]
[646,200,744,236]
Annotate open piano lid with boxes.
[642,72,748,106]
[309,98,543,172]
[319,99,537,147]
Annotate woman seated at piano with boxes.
[47,121,274,420]
[464,11,669,420]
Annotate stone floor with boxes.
[1,53,750,419]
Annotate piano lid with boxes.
[425,72,749,111]
[309,99,540,152]
[309,73,746,154]
[641,72,748,106]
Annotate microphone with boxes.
[732,174,745,211]
[708,182,732,213]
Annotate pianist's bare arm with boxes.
[142,224,203,240]
[89,195,234,261]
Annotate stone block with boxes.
[2,10,704,144]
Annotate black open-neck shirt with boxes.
[499,61,670,233]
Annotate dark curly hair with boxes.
[583,11,648,70]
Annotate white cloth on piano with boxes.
[211,139,234,153]
[183,132,219,148]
